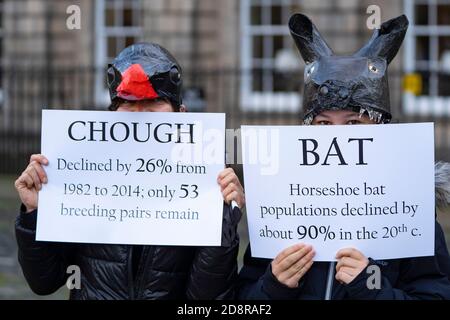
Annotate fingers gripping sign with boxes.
[335,247,369,284]
[271,243,315,288]
[14,154,49,213]
[217,168,245,210]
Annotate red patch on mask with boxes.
[116,64,159,100]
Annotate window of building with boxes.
[240,0,302,112]
[95,0,143,107]
[404,0,450,115]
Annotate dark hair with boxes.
[108,97,180,111]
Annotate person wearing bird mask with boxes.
[14,42,245,300]
[238,14,450,300]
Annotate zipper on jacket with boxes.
[133,246,153,299]
[127,247,135,299]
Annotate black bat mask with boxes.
[289,13,409,124]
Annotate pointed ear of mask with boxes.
[354,14,409,64]
[289,13,333,64]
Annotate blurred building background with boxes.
[0,0,450,298]
[1,0,450,171]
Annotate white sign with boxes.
[37,110,225,246]
[241,123,435,261]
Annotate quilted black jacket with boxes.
[15,204,241,300]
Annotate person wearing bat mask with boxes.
[237,13,450,300]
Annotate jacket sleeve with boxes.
[345,256,450,300]
[237,244,303,300]
[435,220,450,281]
[185,204,241,300]
[15,205,75,295]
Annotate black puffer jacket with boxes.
[237,221,450,300]
[15,204,241,300]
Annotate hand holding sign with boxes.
[271,243,315,288]
[218,168,245,209]
[15,154,49,213]
[335,248,369,284]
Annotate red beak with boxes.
[116,64,159,101]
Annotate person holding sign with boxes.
[14,43,245,300]
[238,14,450,300]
